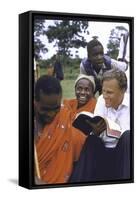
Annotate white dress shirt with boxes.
[94,93,130,148]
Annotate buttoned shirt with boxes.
[94,93,130,148]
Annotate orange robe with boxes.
[36,106,86,184]
[63,98,96,121]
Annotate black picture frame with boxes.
[19,10,134,189]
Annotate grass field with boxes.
[39,65,79,100]
[61,79,75,100]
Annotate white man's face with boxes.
[102,79,125,109]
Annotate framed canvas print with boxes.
[19,11,134,189]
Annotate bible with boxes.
[72,111,122,138]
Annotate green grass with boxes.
[40,68,48,76]
[61,65,79,100]
[39,65,80,100]
[61,79,75,100]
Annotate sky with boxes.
[39,20,129,59]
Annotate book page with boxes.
[76,111,94,119]
[106,118,122,138]
[73,112,106,136]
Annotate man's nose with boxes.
[80,88,85,94]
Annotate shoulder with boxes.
[103,55,111,69]
[80,58,90,66]
[94,95,106,116]
[63,98,76,107]
[87,97,97,109]
[96,95,106,109]
[81,57,88,63]
[97,94,105,104]
[80,59,88,74]
[104,54,111,61]
[111,58,127,71]
[122,92,130,107]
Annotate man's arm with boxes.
[111,58,128,71]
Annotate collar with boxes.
[116,92,129,110]
[120,92,129,107]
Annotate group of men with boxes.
[34,37,131,185]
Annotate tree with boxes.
[107,26,128,59]
[45,20,89,57]
[34,18,48,60]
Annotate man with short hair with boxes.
[80,39,128,94]
[34,75,86,184]
[69,68,130,182]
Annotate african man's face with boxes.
[35,92,62,125]
[75,78,94,108]
[89,45,104,68]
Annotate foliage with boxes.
[38,56,81,73]
[38,59,52,68]
[34,18,48,60]
[39,58,79,99]
[106,26,128,59]
[45,20,89,57]
[39,56,80,78]
[61,79,76,100]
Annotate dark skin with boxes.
[35,91,62,127]
[34,91,62,184]
[88,45,105,94]
[88,45,104,73]
[75,78,94,109]
[75,78,106,135]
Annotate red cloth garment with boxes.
[63,98,96,121]
[36,106,86,184]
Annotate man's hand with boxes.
[86,118,107,136]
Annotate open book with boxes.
[72,111,122,138]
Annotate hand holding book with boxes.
[85,118,106,136]
[73,111,121,138]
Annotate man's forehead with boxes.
[77,78,90,83]
[76,79,91,87]
[103,79,118,85]
[39,92,61,103]
[103,79,121,90]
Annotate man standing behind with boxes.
[80,38,128,95]
[53,54,64,81]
